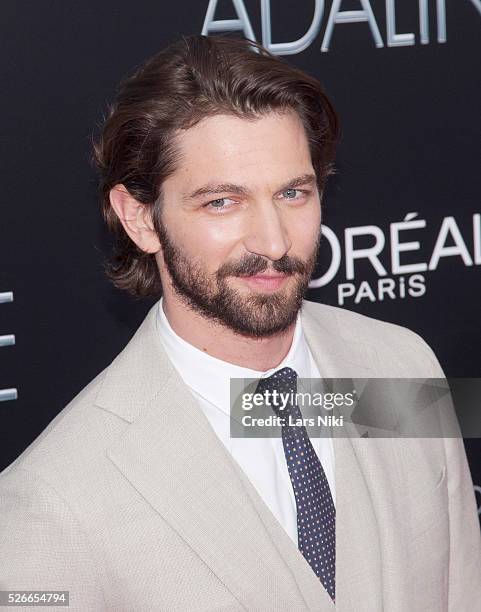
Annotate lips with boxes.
[238,269,289,278]
[239,272,290,291]
[249,273,288,280]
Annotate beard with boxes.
[157,221,320,338]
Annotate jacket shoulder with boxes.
[0,367,122,485]
[0,301,166,490]
[301,299,444,377]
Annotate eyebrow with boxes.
[183,172,317,202]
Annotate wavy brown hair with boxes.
[92,34,341,298]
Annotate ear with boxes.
[109,184,161,254]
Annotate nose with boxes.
[243,201,292,262]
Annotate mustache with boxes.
[217,254,311,279]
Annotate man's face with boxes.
[157,110,321,338]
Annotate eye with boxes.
[281,188,308,201]
[204,197,237,212]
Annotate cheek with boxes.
[172,214,243,266]
[202,217,244,246]
[291,207,321,252]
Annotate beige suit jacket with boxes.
[1,300,480,611]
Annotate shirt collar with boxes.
[156,298,312,414]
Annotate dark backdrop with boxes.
[1,1,479,520]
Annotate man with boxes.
[1,35,479,611]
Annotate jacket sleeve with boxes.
[414,335,481,610]
[0,467,106,611]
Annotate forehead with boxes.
[167,110,313,193]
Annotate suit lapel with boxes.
[96,302,333,610]
[105,373,314,610]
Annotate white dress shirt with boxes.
[156,298,335,546]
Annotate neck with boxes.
[161,293,297,372]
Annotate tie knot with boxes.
[255,367,298,417]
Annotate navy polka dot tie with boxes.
[256,367,336,601]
